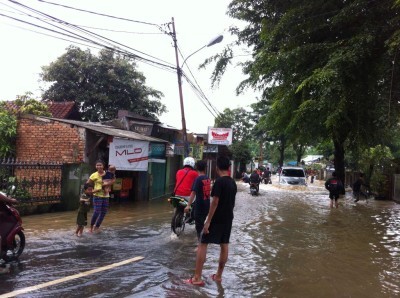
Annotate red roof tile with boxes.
[47,101,77,119]
[3,101,80,120]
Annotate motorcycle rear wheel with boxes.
[1,231,25,262]
[171,210,185,236]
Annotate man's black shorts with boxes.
[195,214,207,239]
[329,193,339,200]
[200,222,232,244]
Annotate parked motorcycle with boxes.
[168,195,194,236]
[249,182,259,196]
[0,185,25,262]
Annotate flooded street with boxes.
[1,177,400,297]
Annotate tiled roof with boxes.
[3,101,80,120]
[47,101,77,119]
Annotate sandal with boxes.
[210,274,222,282]
[184,277,205,286]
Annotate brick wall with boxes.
[16,115,86,163]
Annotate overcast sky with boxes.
[0,0,259,133]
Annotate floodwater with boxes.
[1,177,400,298]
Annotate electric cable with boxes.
[4,0,177,71]
[35,0,161,28]
[8,0,175,67]
[181,71,219,118]
[177,46,221,116]
[2,0,228,118]
[0,20,104,50]
[0,7,165,35]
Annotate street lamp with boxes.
[170,17,223,157]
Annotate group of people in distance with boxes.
[174,155,237,286]
[75,160,116,237]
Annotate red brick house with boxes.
[13,114,168,211]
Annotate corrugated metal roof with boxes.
[41,117,168,143]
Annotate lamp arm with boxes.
[181,45,207,69]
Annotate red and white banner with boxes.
[208,127,233,145]
[109,138,149,171]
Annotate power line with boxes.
[177,46,221,117]
[71,24,164,35]
[182,64,221,116]
[2,0,223,120]
[0,6,165,35]
[0,20,104,50]
[181,71,220,118]
[182,72,219,118]
[9,0,174,66]
[35,0,162,28]
[5,0,177,71]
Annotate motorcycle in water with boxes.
[0,185,25,262]
[168,195,194,236]
[249,182,259,196]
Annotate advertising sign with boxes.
[208,128,233,145]
[109,138,149,171]
[189,145,203,160]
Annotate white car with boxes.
[279,167,307,186]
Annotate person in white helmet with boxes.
[173,157,199,199]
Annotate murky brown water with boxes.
[1,177,400,297]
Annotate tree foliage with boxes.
[0,93,51,157]
[41,46,166,121]
[0,104,17,157]
[206,0,400,181]
[214,107,253,170]
[214,107,253,142]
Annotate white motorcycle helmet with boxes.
[183,157,195,168]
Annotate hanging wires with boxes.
[5,0,176,71]
[177,45,221,118]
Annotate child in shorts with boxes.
[102,165,116,196]
[75,183,93,237]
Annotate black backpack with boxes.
[328,179,340,194]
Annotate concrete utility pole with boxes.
[169,17,223,157]
[171,17,188,157]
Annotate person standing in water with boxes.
[186,156,237,286]
[87,160,114,233]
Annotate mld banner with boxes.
[109,138,149,171]
[208,127,233,145]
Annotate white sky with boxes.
[0,0,259,133]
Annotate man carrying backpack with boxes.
[325,171,344,208]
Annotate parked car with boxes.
[279,167,307,186]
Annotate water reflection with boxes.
[0,180,399,297]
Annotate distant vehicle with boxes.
[279,167,307,186]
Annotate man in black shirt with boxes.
[186,155,237,286]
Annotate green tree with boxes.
[0,104,17,157]
[359,145,395,197]
[0,93,51,157]
[206,0,400,182]
[41,46,166,121]
[230,140,253,174]
[214,107,254,173]
[214,107,253,142]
